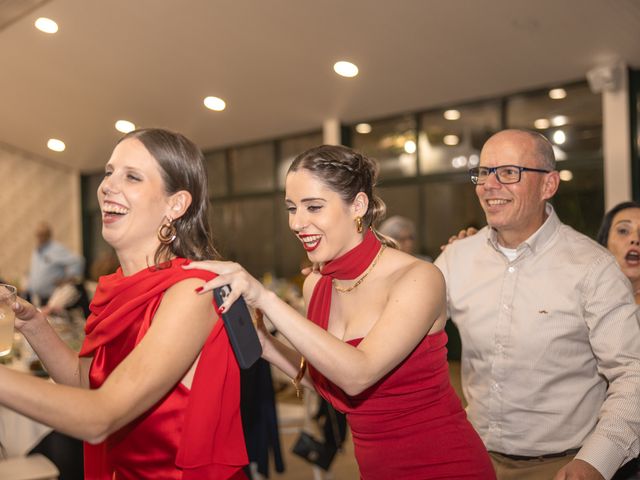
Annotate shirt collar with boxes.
[487,203,561,255]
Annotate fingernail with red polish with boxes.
[194,286,203,293]
[219,306,225,313]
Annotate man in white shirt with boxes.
[27,222,84,306]
[435,129,640,480]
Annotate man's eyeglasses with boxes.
[469,165,551,185]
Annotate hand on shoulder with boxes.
[440,226,479,251]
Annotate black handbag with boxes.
[291,431,338,471]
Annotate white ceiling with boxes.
[1,0,639,173]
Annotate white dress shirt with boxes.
[435,204,640,479]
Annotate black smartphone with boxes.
[213,285,262,369]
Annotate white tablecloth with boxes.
[0,335,53,458]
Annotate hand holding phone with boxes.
[213,285,262,369]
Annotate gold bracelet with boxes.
[292,356,307,399]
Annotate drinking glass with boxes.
[0,284,17,356]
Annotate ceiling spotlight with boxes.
[443,109,461,120]
[534,118,550,129]
[559,169,573,181]
[548,88,567,100]
[47,138,65,152]
[355,123,372,134]
[35,17,58,34]
[333,61,359,78]
[552,130,566,145]
[404,140,417,154]
[115,120,135,134]
[551,115,569,126]
[204,96,226,111]
[443,134,459,146]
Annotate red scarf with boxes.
[307,229,382,330]
[80,258,247,479]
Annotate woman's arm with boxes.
[188,260,446,396]
[260,326,313,389]
[14,299,90,388]
[0,278,215,443]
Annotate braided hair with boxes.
[288,145,397,248]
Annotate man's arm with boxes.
[574,253,640,479]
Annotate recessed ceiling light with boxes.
[552,130,566,145]
[451,156,468,168]
[35,17,58,34]
[355,123,372,134]
[204,96,226,111]
[115,120,136,134]
[443,134,459,146]
[333,61,359,78]
[534,118,550,129]
[551,115,569,127]
[548,88,567,100]
[404,140,417,154]
[443,109,461,121]
[47,138,65,152]
[559,169,573,181]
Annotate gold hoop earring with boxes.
[355,216,363,234]
[158,218,177,245]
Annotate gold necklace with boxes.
[333,245,386,293]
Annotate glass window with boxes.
[277,131,323,189]
[210,197,275,277]
[204,150,227,197]
[419,101,501,175]
[422,177,486,260]
[229,142,275,193]
[553,159,604,239]
[351,115,417,180]
[506,83,602,158]
[507,82,604,237]
[377,184,428,257]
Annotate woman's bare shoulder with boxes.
[384,250,444,292]
[302,271,322,303]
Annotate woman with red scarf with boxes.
[188,145,495,479]
[4,129,247,479]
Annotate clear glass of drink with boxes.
[0,284,17,356]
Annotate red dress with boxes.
[79,258,248,479]
[306,231,494,479]
[309,330,495,479]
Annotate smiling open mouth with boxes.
[299,234,321,251]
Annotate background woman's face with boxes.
[607,207,640,286]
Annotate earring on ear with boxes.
[355,216,364,234]
[158,217,177,245]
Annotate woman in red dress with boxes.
[2,129,247,479]
[189,145,495,479]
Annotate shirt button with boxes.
[496,344,504,353]
[508,266,515,273]
[503,304,510,310]
[492,383,500,392]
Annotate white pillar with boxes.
[323,118,342,146]
[599,62,632,209]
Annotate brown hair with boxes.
[117,128,220,265]
[288,145,397,248]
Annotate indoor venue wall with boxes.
[0,143,81,287]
